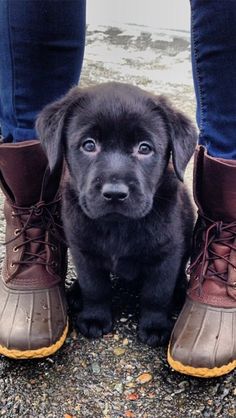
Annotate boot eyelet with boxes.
[11,211,16,218]
[34,208,43,216]
[51,246,57,252]
[51,261,58,269]
[10,262,15,268]
[13,246,19,253]
[14,229,21,236]
[232,281,236,288]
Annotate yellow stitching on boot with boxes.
[167,346,236,378]
[0,322,68,359]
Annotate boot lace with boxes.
[4,198,66,267]
[188,214,236,291]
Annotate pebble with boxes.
[178,380,189,388]
[71,329,78,341]
[91,362,100,374]
[126,393,139,401]
[136,373,153,385]
[114,383,124,394]
[126,382,135,388]
[113,334,120,341]
[113,347,126,356]
[120,317,128,323]
[125,411,135,418]
[222,388,230,399]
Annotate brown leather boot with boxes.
[0,140,68,359]
[168,146,236,377]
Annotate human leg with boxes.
[0,0,85,142]
[168,0,236,377]
[0,0,86,358]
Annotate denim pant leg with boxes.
[0,0,86,142]
[191,0,236,159]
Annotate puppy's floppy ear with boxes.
[36,86,82,172]
[153,96,197,181]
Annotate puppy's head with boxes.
[36,82,197,220]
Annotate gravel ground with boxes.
[0,23,235,418]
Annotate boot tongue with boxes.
[201,150,236,222]
[0,141,48,206]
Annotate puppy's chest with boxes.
[96,234,141,279]
[81,222,165,278]
[94,226,134,261]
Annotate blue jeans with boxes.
[191,0,236,159]
[1,0,235,158]
[0,0,86,142]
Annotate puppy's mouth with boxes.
[80,195,152,220]
[98,213,130,222]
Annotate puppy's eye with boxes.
[82,139,97,153]
[138,142,153,155]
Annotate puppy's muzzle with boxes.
[102,183,129,202]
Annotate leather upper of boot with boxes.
[188,146,236,307]
[0,141,66,290]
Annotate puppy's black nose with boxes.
[102,183,129,201]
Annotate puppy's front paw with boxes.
[76,308,113,339]
[138,313,173,347]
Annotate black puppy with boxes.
[37,82,196,346]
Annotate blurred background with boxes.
[87,0,190,31]
[81,0,195,118]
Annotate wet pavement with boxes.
[0,22,235,418]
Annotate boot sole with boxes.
[167,346,236,378]
[0,321,68,359]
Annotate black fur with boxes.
[36,82,197,346]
